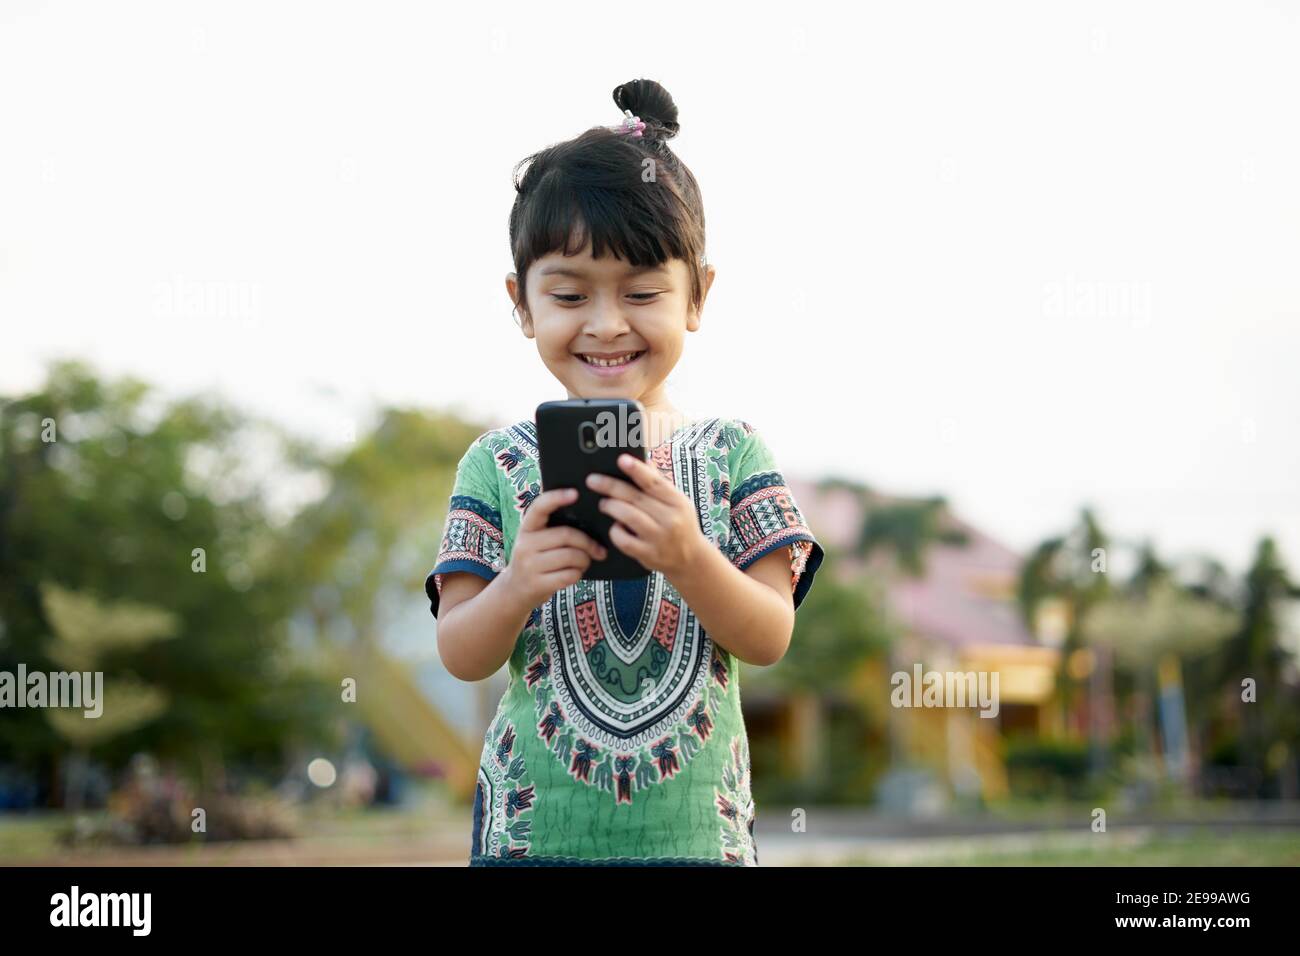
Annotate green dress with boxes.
[426,416,823,866]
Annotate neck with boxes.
[643,410,693,449]
[565,383,688,449]
[631,383,688,448]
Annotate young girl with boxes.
[425,78,824,866]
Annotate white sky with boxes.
[2,1,1297,577]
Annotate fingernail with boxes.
[567,488,578,498]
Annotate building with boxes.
[747,477,1065,803]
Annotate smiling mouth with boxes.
[576,350,646,368]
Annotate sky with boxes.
[2,0,1297,578]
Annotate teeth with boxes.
[582,352,641,367]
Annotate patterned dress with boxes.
[426,416,823,866]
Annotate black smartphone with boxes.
[535,398,650,579]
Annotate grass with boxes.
[0,811,77,863]
[5,801,1300,867]
[0,787,468,865]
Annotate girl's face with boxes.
[507,242,714,409]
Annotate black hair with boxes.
[507,78,708,318]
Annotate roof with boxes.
[787,477,1039,649]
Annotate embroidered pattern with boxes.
[472,714,537,861]
[715,734,758,866]
[433,415,822,862]
[726,472,815,577]
[514,421,735,805]
[436,495,505,584]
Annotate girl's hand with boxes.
[501,488,607,609]
[587,454,710,580]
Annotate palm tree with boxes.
[1017,507,1113,734]
[816,477,967,577]
[1216,537,1300,796]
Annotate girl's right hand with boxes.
[500,488,607,609]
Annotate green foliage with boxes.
[1216,537,1300,795]
[0,361,335,780]
[1004,735,1093,799]
[816,477,967,577]
[855,498,967,576]
[1018,509,1114,712]
[1082,579,1238,669]
[282,406,484,647]
[758,569,894,692]
[41,582,179,670]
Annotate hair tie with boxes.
[614,108,646,138]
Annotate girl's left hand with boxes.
[587,454,709,579]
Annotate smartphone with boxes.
[535,398,650,579]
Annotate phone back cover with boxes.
[535,399,650,579]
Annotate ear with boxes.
[505,272,534,338]
[687,264,717,332]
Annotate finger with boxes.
[617,454,675,501]
[534,527,607,560]
[599,497,657,538]
[608,522,650,561]
[535,548,594,573]
[538,567,586,594]
[586,470,671,522]
[521,488,579,532]
[584,470,642,503]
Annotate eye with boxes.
[551,294,585,303]
[628,292,662,301]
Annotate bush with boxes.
[1004,736,1091,800]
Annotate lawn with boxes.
[4,801,1299,867]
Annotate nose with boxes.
[581,293,632,341]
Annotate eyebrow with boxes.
[536,264,670,279]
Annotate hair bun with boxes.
[612,79,680,140]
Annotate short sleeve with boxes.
[724,422,824,611]
[424,435,506,619]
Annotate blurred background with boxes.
[2,1,1298,864]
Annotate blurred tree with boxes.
[1086,578,1238,671]
[744,569,895,797]
[816,477,968,576]
[282,407,484,653]
[1018,508,1113,731]
[811,477,969,798]
[40,583,176,808]
[0,361,336,802]
[279,406,490,796]
[1084,577,1239,787]
[1216,537,1300,797]
[1127,541,1171,597]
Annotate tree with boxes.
[1083,577,1238,787]
[0,361,334,800]
[281,407,484,655]
[1017,508,1113,730]
[744,568,895,797]
[1217,537,1300,796]
[817,477,968,577]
